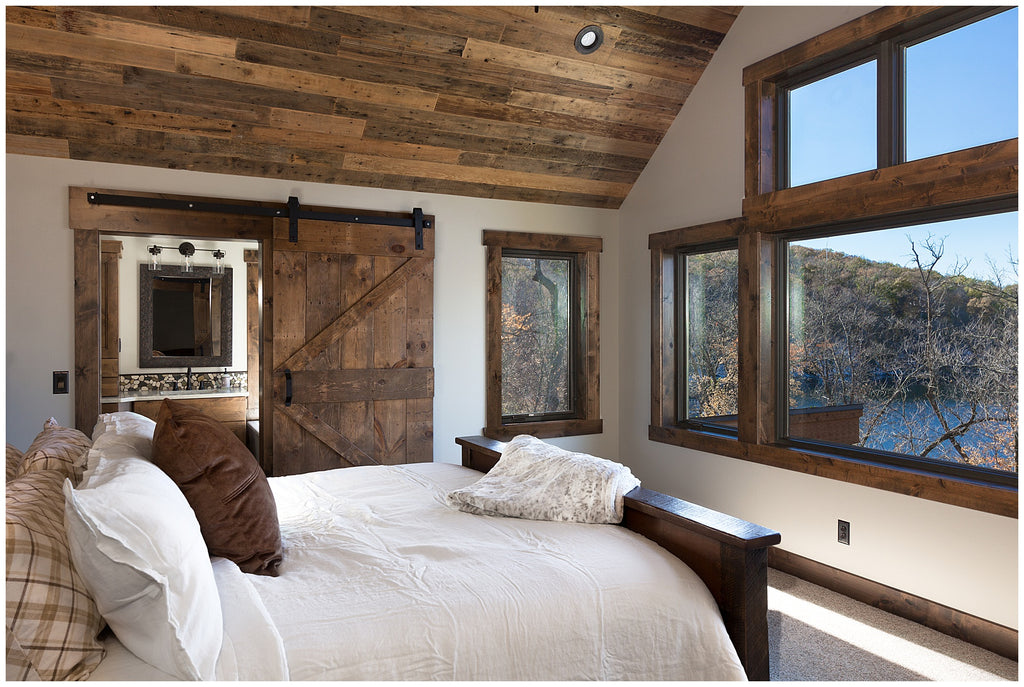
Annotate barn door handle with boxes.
[284,369,293,407]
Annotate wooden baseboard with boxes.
[769,548,1018,661]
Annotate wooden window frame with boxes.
[483,230,602,440]
[650,7,1018,518]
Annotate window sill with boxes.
[649,424,1017,519]
[484,418,603,441]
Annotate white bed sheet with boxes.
[87,462,746,681]
[87,558,288,681]
[245,462,746,681]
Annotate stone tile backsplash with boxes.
[119,371,247,393]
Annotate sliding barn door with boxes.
[268,214,434,476]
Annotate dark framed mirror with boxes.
[139,264,232,368]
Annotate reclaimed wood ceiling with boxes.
[7,6,740,208]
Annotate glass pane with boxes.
[789,60,877,187]
[685,249,738,421]
[906,9,1018,161]
[787,213,1018,474]
[500,255,572,417]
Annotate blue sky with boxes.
[789,8,1018,283]
[795,213,1018,284]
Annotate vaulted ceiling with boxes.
[7,6,740,208]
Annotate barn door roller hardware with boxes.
[86,192,429,249]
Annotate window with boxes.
[787,60,877,187]
[651,7,1018,517]
[678,245,739,428]
[785,211,1018,480]
[483,230,602,439]
[778,7,1017,189]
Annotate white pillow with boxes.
[64,451,222,680]
[83,412,157,483]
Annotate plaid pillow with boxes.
[6,470,105,680]
[5,445,23,483]
[16,419,91,484]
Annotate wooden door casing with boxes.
[269,215,434,476]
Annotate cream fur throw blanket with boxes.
[447,435,640,524]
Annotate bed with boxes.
[6,408,780,682]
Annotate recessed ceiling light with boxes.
[574,25,603,55]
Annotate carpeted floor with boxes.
[767,569,1018,681]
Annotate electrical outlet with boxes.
[838,519,851,545]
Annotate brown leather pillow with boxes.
[151,399,282,576]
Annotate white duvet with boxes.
[90,462,746,681]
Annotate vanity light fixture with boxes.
[148,245,162,271]
[147,241,227,274]
[574,25,603,54]
[178,241,196,273]
[213,249,226,275]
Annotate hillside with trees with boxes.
[688,239,1018,473]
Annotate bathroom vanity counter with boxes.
[101,388,247,404]
[100,389,248,441]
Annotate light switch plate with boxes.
[53,370,69,395]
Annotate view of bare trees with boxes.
[500,255,571,417]
[788,237,1018,472]
[685,236,1018,474]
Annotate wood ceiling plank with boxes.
[85,6,339,54]
[495,21,624,67]
[8,94,239,139]
[5,71,53,97]
[551,6,730,45]
[7,24,176,72]
[235,39,512,104]
[57,8,238,57]
[502,140,649,172]
[50,76,274,126]
[343,153,632,199]
[248,127,462,165]
[267,108,366,138]
[6,6,59,30]
[7,133,69,158]
[309,7,469,57]
[7,49,126,86]
[506,88,678,132]
[7,112,170,149]
[458,151,638,185]
[123,65,338,115]
[209,6,312,27]
[67,141,358,187]
[176,52,439,112]
[337,95,658,158]
[461,38,692,99]
[634,6,741,34]
[435,93,663,144]
[329,5,507,43]
[603,48,708,85]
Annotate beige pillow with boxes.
[6,470,106,680]
[16,418,91,484]
[5,444,23,483]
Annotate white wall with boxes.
[618,5,1017,628]
[5,155,620,464]
[111,234,256,376]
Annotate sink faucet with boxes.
[186,366,193,390]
